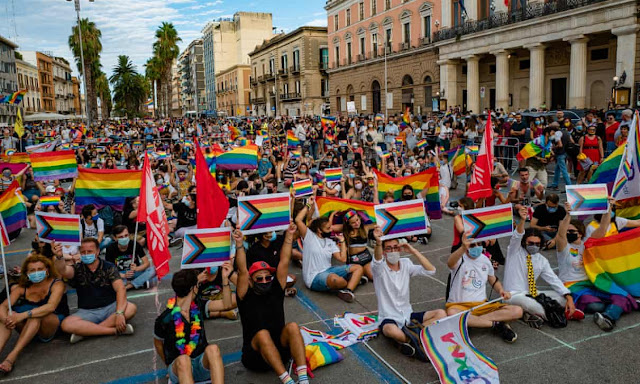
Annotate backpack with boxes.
[98,205,123,235]
[531,293,567,328]
[565,142,580,157]
[401,319,428,362]
[445,258,464,302]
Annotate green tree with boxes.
[145,55,163,118]
[110,55,147,117]
[68,18,102,122]
[153,22,181,117]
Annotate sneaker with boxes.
[337,289,355,303]
[566,308,585,321]
[398,342,416,357]
[70,334,84,344]
[169,236,182,247]
[121,324,135,335]
[359,276,369,286]
[418,237,429,245]
[522,312,544,329]
[494,322,518,343]
[594,312,614,332]
[548,185,559,191]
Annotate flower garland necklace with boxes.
[167,297,201,356]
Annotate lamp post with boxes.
[384,37,392,119]
[67,0,93,125]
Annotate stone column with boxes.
[438,59,458,109]
[464,55,480,113]
[526,43,546,110]
[492,50,510,111]
[565,35,589,109]
[612,26,639,92]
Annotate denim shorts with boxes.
[310,265,351,292]
[168,353,209,383]
[379,312,426,332]
[73,302,117,324]
[13,303,64,342]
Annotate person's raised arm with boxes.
[447,232,470,269]
[295,198,311,239]
[516,206,527,234]
[556,202,572,252]
[52,241,74,279]
[590,207,612,240]
[277,223,296,289]
[404,242,435,272]
[220,261,233,310]
[373,227,383,261]
[233,229,249,300]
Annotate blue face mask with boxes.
[117,237,130,247]
[28,270,47,284]
[270,232,277,242]
[547,206,558,213]
[208,266,219,275]
[81,254,96,264]
[92,214,100,222]
[468,246,483,259]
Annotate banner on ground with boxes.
[181,228,232,269]
[566,184,609,215]
[461,203,514,242]
[421,312,499,384]
[374,199,429,240]
[35,212,81,245]
[334,312,379,341]
[300,327,358,350]
[237,192,291,235]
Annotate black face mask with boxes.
[253,281,273,295]
[402,194,413,201]
[31,241,40,251]
[566,233,579,243]
[321,231,332,239]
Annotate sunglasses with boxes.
[254,275,274,283]
[526,242,541,247]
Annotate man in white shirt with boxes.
[372,231,446,357]
[384,120,399,150]
[503,207,576,327]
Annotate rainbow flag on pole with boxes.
[374,168,441,219]
[215,144,258,171]
[0,181,26,234]
[29,150,78,181]
[316,196,376,224]
[0,90,27,105]
[416,139,428,149]
[181,228,231,269]
[75,168,142,210]
[374,199,429,240]
[461,204,513,242]
[35,212,81,245]
[516,136,552,161]
[451,149,470,176]
[287,131,300,148]
[292,179,313,198]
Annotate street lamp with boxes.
[384,37,392,119]
[67,0,93,125]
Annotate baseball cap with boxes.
[45,185,56,194]
[248,261,276,276]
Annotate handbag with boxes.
[531,293,567,328]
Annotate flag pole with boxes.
[432,293,523,326]
[1,237,11,314]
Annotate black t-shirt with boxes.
[532,204,566,228]
[154,300,208,365]
[173,202,197,229]
[69,259,120,309]
[553,130,571,156]
[246,237,284,268]
[237,280,285,355]
[105,241,146,273]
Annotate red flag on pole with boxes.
[196,140,229,228]
[466,113,494,201]
[137,152,171,279]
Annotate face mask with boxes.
[564,122,571,127]
[566,233,579,243]
[440,160,446,166]
[28,270,47,284]
[117,237,130,247]
[270,232,277,242]
[181,196,189,204]
[81,253,96,264]
[385,251,400,265]
[92,214,100,222]
[321,231,332,239]
[547,206,557,213]
[300,169,307,174]
[2,172,11,178]
[535,120,540,125]
[262,157,268,162]
[404,172,411,177]
[253,280,273,295]
[355,183,363,190]
[156,179,163,186]
[348,174,355,179]
[468,246,483,259]
[576,126,583,132]
[525,245,540,255]
[178,176,186,181]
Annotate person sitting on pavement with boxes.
[508,168,544,206]
[0,254,69,374]
[295,196,364,303]
[503,207,577,329]
[80,204,111,250]
[196,266,238,320]
[530,193,566,249]
[235,225,310,384]
[446,233,523,343]
[336,209,377,282]
[163,185,197,242]
[105,225,155,290]
[154,269,225,384]
[246,231,298,297]
[54,238,137,343]
[556,203,638,331]
[372,229,447,357]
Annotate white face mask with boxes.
[386,251,400,265]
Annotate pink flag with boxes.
[467,113,494,200]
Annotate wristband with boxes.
[116,310,125,316]
[27,310,33,318]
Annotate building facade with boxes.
[250,26,329,117]
[52,57,74,114]
[72,76,81,115]
[171,63,182,117]
[216,64,251,116]
[16,58,41,114]
[178,39,205,114]
[326,0,440,117]
[21,51,55,113]
[202,12,273,113]
[0,36,18,126]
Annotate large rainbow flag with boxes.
[589,145,625,186]
[215,144,258,171]
[316,196,376,224]
[237,192,290,235]
[0,152,30,164]
[516,136,552,161]
[181,228,231,269]
[75,168,142,210]
[0,90,27,105]
[29,150,78,181]
[321,116,337,132]
[0,181,26,234]
[374,168,441,219]
[461,204,513,242]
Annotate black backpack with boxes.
[401,319,428,362]
[531,293,567,328]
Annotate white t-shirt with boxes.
[302,231,340,288]
[439,163,452,189]
[556,243,587,283]
[447,254,494,303]
[585,217,629,239]
[372,257,435,325]
[82,217,104,238]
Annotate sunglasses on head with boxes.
[254,275,274,283]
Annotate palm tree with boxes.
[145,56,163,118]
[110,55,147,117]
[153,22,181,117]
[94,70,112,119]
[69,18,102,123]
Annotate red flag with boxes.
[137,152,170,279]
[196,140,229,228]
[467,113,494,200]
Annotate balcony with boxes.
[357,54,366,62]
[319,62,328,72]
[265,72,275,81]
[280,92,301,101]
[290,65,300,74]
[400,42,411,51]
[253,97,265,104]
[419,36,432,45]
[278,68,288,77]
[250,77,258,85]
[331,61,338,69]
[258,75,266,83]
[433,0,606,42]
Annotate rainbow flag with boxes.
[215,144,258,171]
[566,184,609,215]
[339,140,348,147]
[395,137,403,147]
[292,179,313,197]
[461,203,513,242]
[229,126,242,140]
[416,139,428,149]
[287,130,300,148]
[582,227,640,297]
[325,132,335,143]
[374,113,384,122]
[375,199,428,240]
[0,90,27,105]
[4,149,15,157]
[324,167,343,183]
[451,149,469,176]
[181,228,231,269]
[29,150,78,181]
[589,144,625,186]
[399,108,410,129]
[237,192,291,235]
[40,196,61,207]
[1,152,30,164]
[0,215,10,246]
[465,145,479,155]
[316,196,375,224]
[613,111,640,200]
[321,116,337,131]
[75,168,142,210]
[380,151,391,159]
[305,342,345,371]
[154,151,168,160]
[35,212,81,245]
[516,136,552,162]
[0,181,26,233]
[290,150,301,159]
[374,168,441,219]
[133,141,142,150]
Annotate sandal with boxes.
[0,359,13,374]
[285,287,298,297]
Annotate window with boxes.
[372,33,378,55]
[385,28,392,47]
[385,0,391,10]
[281,53,288,72]
[293,50,300,70]
[320,48,329,68]
[519,59,530,70]
[371,0,377,15]
[295,81,301,94]
[590,48,609,61]
[335,46,340,66]
[360,36,366,56]
[423,15,431,42]
[347,42,352,64]
[283,83,289,94]
[346,9,351,26]
[452,0,463,27]
[403,22,411,44]
[359,2,365,20]
[269,58,275,74]
[321,78,328,97]
[334,14,339,30]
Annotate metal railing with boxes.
[433,0,607,42]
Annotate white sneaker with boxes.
[70,334,84,344]
[121,324,135,335]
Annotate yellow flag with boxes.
[14,108,24,138]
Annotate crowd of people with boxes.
[0,107,636,383]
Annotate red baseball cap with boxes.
[248,261,276,276]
